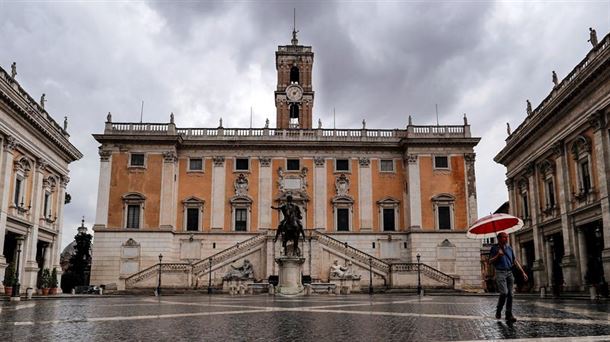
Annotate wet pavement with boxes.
[1,294,609,341]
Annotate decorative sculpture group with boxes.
[223,259,254,280]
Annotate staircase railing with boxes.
[312,230,390,274]
[192,233,268,276]
[391,262,455,287]
[125,233,267,288]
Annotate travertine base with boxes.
[275,256,305,296]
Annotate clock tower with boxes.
[275,28,314,129]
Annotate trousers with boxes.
[495,269,514,316]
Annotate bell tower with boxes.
[275,23,314,129]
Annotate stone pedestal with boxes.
[275,256,305,296]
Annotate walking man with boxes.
[489,232,528,322]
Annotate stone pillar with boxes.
[589,112,610,280]
[258,157,273,230]
[576,227,588,289]
[94,149,112,229]
[159,151,177,230]
[464,153,477,227]
[51,177,68,277]
[313,157,326,229]
[544,237,553,290]
[506,178,519,255]
[23,159,46,289]
[211,156,225,230]
[526,163,545,289]
[0,136,17,273]
[407,155,421,229]
[358,157,372,230]
[552,141,578,289]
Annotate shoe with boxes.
[505,316,517,323]
[495,311,501,319]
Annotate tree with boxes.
[67,231,92,287]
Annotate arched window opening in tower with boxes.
[289,104,300,128]
[290,66,300,84]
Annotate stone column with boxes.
[23,159,46,289]
[94,149,112,229]
[464,153,477,227]
[526,163,545,290]
[159,151,177,230]
[576,227,588,289]
[544,237,553,290]
[358,157,372,230]
[51,177,68,276]
[211,157,225,230]
[506,178,519,253]
[0,136,17,267]
[258,157,273,230]
[407,155,421,229]
[589,111,610,280]
[552,141,578,289]
[313,157,326,229]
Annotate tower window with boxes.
[290,104,299,119]
[290,66,300,84]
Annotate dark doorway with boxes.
[548,233,564,297]
[582,221,607,296]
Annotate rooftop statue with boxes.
[272,195,306,256]
[40,93,46,109]
[552,71,559,87]
[526,100,532,115]
[589,27,598,47]
[10,62,17,79]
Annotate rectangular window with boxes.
[546,179,555,208]
[434,156,449,169]
[335,159,350,172]
[437,206,451,230]
[380,160,394,172]
[130,153,145,167]
[287,159,300,171]
[44,192,51,217]
[14,177,22,206]
[383,208,395,231]
[189,158,203,171]
[235,208,247,231]
[580,160,591,193]
[337,208,349,231]
[126,205,140,228]
[186,208,199,231]
[235,158,249,171]
[521,193,529,219]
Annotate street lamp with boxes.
[157,254,163,296]
[368,257,373,295]
[416,253,422,296]
[207,257,213,294]
[11,236,24,301]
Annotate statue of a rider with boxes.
[272,195,306,256]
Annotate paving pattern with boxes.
[1,294,609,341]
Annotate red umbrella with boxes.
[466,213,524,239]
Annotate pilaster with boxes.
[211,156,226,230]
[94,148,112,229]
[358,157,372,230]
[0,136,17,265]
[23,158,46,289]
[258,157,273,229]
[159,151,177,230]
[313,157,326,229]
[407,155,421,229]
[464,153,477,227]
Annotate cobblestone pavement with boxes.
[1,294,609,341]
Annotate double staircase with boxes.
[125,230,456,289]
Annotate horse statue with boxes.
[272,195,306,256]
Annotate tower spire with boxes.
[291,8,299,45]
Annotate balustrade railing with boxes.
[312,231,390,274]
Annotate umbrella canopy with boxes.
[466,213,524,239]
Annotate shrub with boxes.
[3,263,15,286]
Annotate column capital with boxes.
[505,178,514,191]
[551,140,565,157]
[358,157,370,167]
[60,175,70,188]
[162,151,177,163]
[589,110,606,132]
[98,147,112,162]
[212,156,225,167]
[3,135,18,152]
[36,158,48,172]
[259,157,271,167]
[464,153,476,166]
[313,156,325,167]
[406,154,418,164]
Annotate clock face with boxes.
[286,85,303,102]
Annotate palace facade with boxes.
[0,65,82,294]
[495,32,610,295]
[90,32,482,291]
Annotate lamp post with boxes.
[11,236,24,301]
[207,257,213,294]
[416,253,422,296]
[157,254,163,296]
[548,236,558,297]
[368,257,373,295]
[594,227,607,297]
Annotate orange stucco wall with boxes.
[371,158,406,232]
[419,155,468,231]
[107,153,162,229]
[176,157,212,231]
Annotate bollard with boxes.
[268,284,274,295]
[590,286,597,300]
[540,287,546,298]
[71,288,76,295]
[26,288,33,300]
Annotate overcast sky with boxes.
[1,1,609,249]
